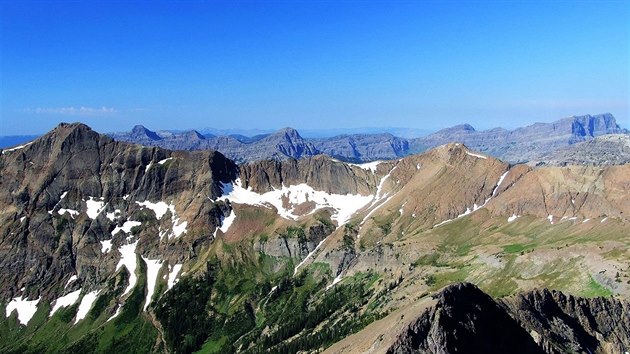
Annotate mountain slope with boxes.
[1,123,629,353]
[328,283,630,354]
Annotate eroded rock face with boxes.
[504,288,630,354]
[387,283,544,354]
[238,156,381,196]
[387,283,630,354]
[0,123,238,301]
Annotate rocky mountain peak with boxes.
[130,124,161,140]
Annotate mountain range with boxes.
[0,122,629,353]
[108,113,628,164]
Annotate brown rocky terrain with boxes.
[1,122,629,353]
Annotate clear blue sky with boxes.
[1,0,628,135]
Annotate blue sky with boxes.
[1,0,628,135]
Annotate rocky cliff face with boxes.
[0,123,237,301]
[387,283,629,354]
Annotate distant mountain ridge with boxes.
[106,113,627,164]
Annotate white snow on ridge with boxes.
[116,241,139,296]
[142,257,162,311]
[101,240,113,253]
[167,264,183,291]
[74,290,100,324]
[219,179,373,226]
[219,210,236,233]
[50,289,81,317]
[508,214,520,223]
[111,220,141,236]
[158,157,173,165]
[349,161,381,172]
[86,197,106,219]
[466,151,487,159]
[2,142,33,154]
[5,296,40,325]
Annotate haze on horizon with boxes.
[1,0,628,136]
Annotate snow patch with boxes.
[466,151,487,159]
[2,142,33,154]
[601,217,608,223]
[107,305,122,322]
[583,218,590,223]
[58,208,79,218]
[106,209,121,221]
[219,210,236,234]
[101,240,113,253]
[111,220,141,236]
[294,238,326,275]
[349,161,381,172]
[74,290,100,324]
[50,289,81,317]
[167,264,183,291]
[219,179,373,226]
[508,214,520,223]
[86,197,106,219]
[326,274,344,290]
[135,201,169,219]
[158,157,173,165]
[135,201,187,239]
[116,241,139,296]
[548,215,554,224]
[142,257,162,311]
[492,171,509,196]
[20,216,26,223]
[65,275,78,289]
[5,296,40,325]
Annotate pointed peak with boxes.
[130,125,161,140]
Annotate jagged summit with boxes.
[104,113,627,165]
[130,124,162,140]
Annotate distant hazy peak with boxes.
[130,124,162,140]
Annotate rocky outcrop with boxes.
[387,283,630,354]
[111,125,320,163]
[504,288,630,354]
